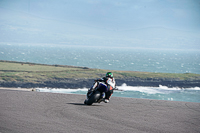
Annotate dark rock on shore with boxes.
[117,78,200,88]
[0,79,93,89]
[0,78,199,88]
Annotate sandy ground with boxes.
[0,88,200,133]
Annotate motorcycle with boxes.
[84,82,108,105]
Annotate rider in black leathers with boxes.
[87,72,116,103]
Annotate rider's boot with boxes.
[103,99,109,103]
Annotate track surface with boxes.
[0,89,200,133]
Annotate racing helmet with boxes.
[106,72,113,78]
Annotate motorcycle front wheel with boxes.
[84,91,101,105]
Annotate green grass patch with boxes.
[1,60,200,83]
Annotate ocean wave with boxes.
[35,84,200,103]
[36,87,88,94]
[35,83,200,94]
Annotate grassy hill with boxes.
[0,60,200,88]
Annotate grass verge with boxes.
[1,60,200,84]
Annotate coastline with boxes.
[0,87,33,91]
[1,60,200,89]
[0,78,200,89]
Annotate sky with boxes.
[0,0,200,49]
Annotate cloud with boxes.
[0,0,199,49]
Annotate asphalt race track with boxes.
[0,89,200,133]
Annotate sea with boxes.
[1,43,200,103]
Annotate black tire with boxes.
[85,91,101,105]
